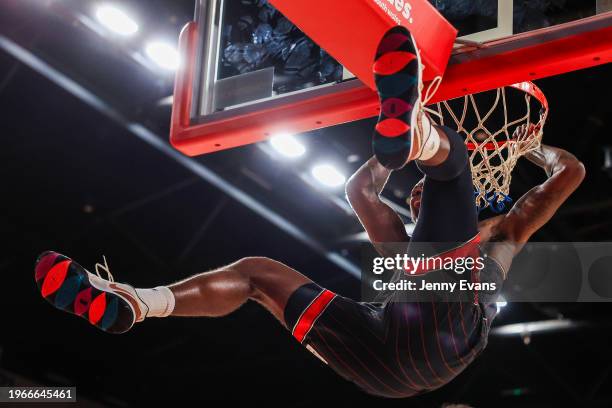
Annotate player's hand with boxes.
[512,123,539,140]
[512,123,541,153]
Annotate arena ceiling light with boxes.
[145,41,180,71]
[311,164,346,188]
[95,5,139,36]
[492,319,579,336]
[496,298,508,313]
[269,133,306,158]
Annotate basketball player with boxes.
[34,27,585,397]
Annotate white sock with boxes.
[135,286,176,318]
[418,115,441,161]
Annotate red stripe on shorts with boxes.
[293,290,336,343]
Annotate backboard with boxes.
[171,0,612,157]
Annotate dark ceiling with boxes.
[1,1,612,407]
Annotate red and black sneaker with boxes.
[372,25,425,170]
[34,251,147,334]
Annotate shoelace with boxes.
[93,256,150,320]
[415,58,444,160]
[421,75,443,115]
[95,255,115,282]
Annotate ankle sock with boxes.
[135,286,175,318]
[417,116,441,161]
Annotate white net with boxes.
[431,81,549,212]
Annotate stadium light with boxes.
[312,164,346,188]
[269,133,306,158]
[492,319,577,336]
[95,5,139,36]
[496,298,508,313]
[145,41,179,71]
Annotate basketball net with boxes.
[431,81,549,212]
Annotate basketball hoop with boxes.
[431,81,549,212]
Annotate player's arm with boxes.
[345,157,409,245]
[501,142,585,245]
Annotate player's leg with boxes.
[34,251,312,334]
[156,259,423,398]
[167,256,312,322]
[411,125,479,244]
[370,26,477,245]
[34,251,419,397]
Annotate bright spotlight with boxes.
[269,133,306,158]
[96,5,139,36]
[496,299,508,313]
[312,164,346,188]
[145,41,180,71]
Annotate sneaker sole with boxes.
[34,251,135,334]
[372,26,423,169]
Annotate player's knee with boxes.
[234,256,276,271]
[232,256,290,294]
[229,257,278,300]
[232,256,280,283]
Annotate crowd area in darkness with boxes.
[219,0,343,94]
[218,0,585,95]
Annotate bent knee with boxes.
[233,256,277,270]
[231,256,305,293]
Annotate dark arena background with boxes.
[1,0,612,407]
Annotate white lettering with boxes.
[373,257,385,274]
[419,280,457,292]
[460,280,497,291]
[371,254,487,275]
[372,280,417,291]
[402,3,413,22]
[395,0,404,13]
[374,279,383,290]
[372,0,402,25]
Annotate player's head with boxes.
[408,178,425,222]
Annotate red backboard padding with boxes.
[268,0,457,89]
